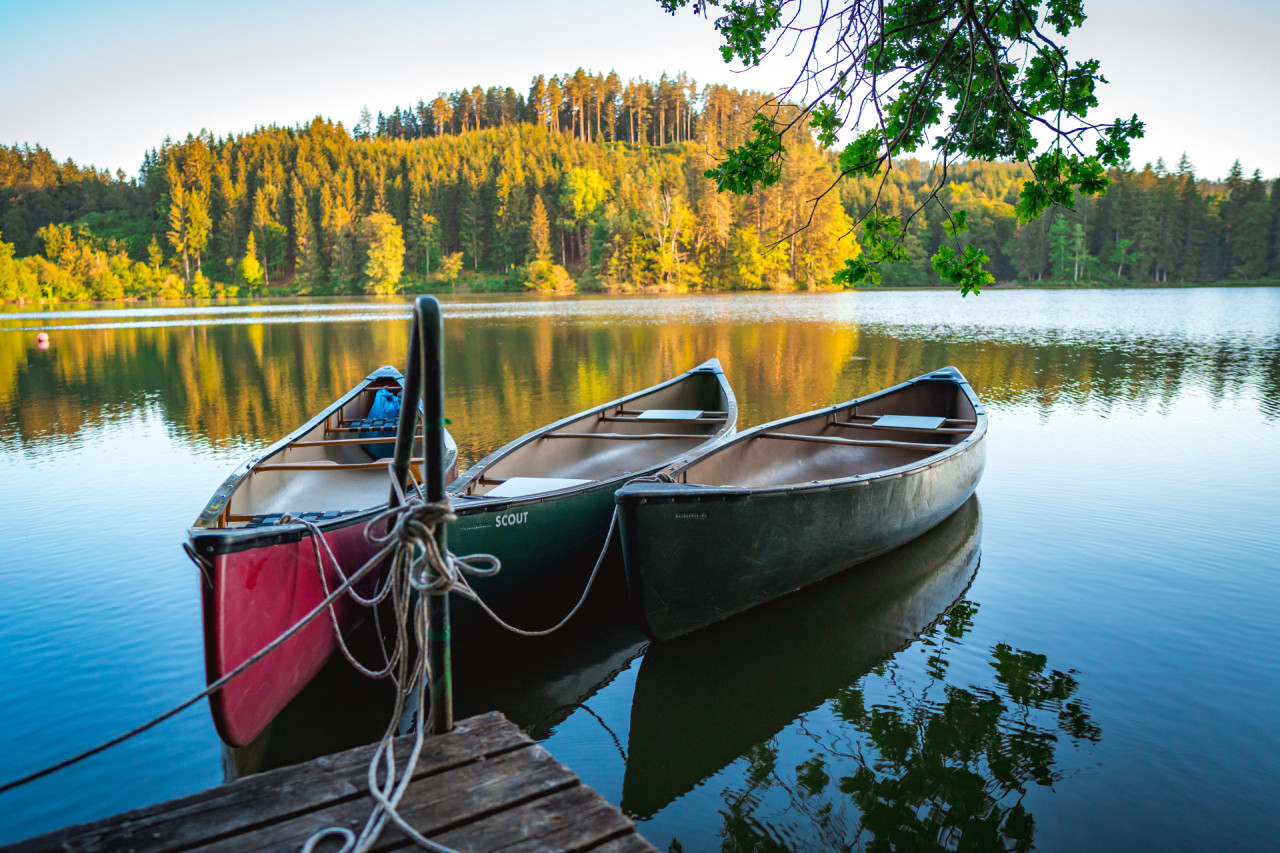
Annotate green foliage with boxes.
[834,213,907,287]
[529,195,552,263]
[438,251,464,285]
[660,0,1146,290]
[727,228,786,289]
[191,270,212,299]
[521,258,576,292]
[705,113,784,194]
[359,212,405,294]
[238,232,264,288]
[2,71,1276,302]
[559,169,608,223]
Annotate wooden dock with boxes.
[4,712,656,853]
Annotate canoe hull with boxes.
[445,358,738,630]
[201,515,386,747]
[617,367,986,640]
[448,484,622,627]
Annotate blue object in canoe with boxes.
[353,388,401,459]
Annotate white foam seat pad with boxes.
[872,414,947,430]
[634,409,704,420]
[484,477,595,498]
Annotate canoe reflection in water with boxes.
[626,495,1102,852]
[224,559,647,779]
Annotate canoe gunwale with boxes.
[447,358,738,513]
[616,365,986,503]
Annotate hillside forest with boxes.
[3,69,1279,302]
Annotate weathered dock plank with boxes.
[3,712,655,853]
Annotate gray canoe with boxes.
[615,365,986,640]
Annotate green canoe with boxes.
[447,358,737,628]
[617,366,987,640]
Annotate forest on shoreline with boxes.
[3,69,1279,303]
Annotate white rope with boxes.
[298,473,501,853]
[297,479,621,852]
[0,466,618,853]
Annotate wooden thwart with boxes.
[599,414,727,424]
[847,412,976,426]
[4,712,656,853]
[831,420,971,435]
[761,432,954,451]
[254,457,425,472]
[546,432,703,441]
[291,434,423,448]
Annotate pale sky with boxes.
[1,0,1276,182]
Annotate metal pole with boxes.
[388,296,453,734]
[389,316,421,506]
[417,296,453,734]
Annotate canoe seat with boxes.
[483,477,594,498]
[870,414,946,430]
[242,510,363,528]
[633,409,704,420]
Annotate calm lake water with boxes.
[1,288,1277,849]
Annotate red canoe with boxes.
[187,365,459,747]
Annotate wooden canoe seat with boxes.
[484,477,594,498]
[870,414,946,430]
[761,432,954,451]
[846,413,976,426]
[831,420,971,435]
[633,409,704,420]
[603,409,726,424]
[545,432,703,440]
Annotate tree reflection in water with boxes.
[713,609,1101,852]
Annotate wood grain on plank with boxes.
[422,785,653,853]
[192,743,575,852]
[5,713,525,853]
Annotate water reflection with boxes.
[3,291,1277,461]
[624,496,983,820]
[624,497,1103,851]
[226,567,647,780]
[0,289,1275,848]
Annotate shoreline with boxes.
[3,279,1278,310]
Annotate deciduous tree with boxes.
[658,0,1144,293]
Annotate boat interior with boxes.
[216,377,428,528]
[457,371,731,499]
[682,376,978,489]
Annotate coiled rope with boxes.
[0,472,619,853]
[296,477,619,851]
[297,481,477,853]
